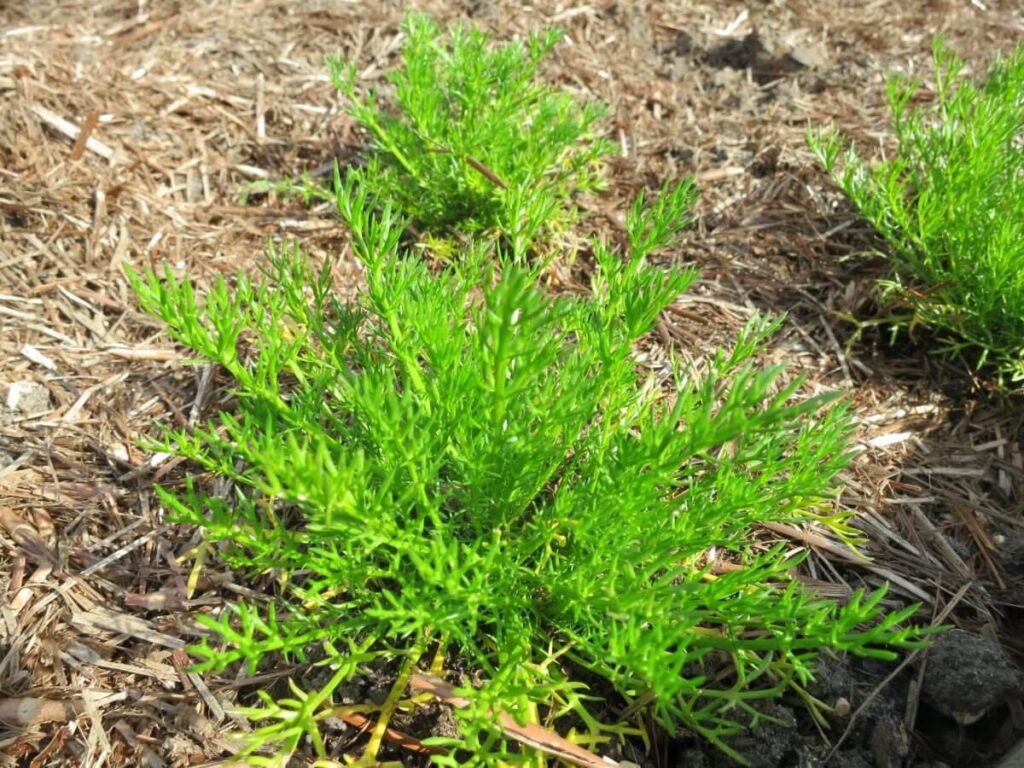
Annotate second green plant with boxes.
[323,13,615,257]
[812,40,1024,385]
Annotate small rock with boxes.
[3,380,52,419]
[922,629,1023,725]
[788,42,828,70]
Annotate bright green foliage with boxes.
[129,176,924,765]
[811,40,1024,385]
[318,13,614,257]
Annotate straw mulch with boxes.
[1,1,1022,766]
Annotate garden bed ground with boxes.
[1,1,1023,767]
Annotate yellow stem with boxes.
[363,633,429,762]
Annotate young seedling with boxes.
[129,174,926,765]
[279,12,615,260]
[811,39,1024,386]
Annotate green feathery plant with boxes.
[810,39,1024,386]
[129,172,926,765]
[277,12,615,259]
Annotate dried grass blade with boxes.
[410,674,617,768]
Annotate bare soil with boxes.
[1,1,1023,767]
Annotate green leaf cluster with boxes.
[310,13,615,258]
[129,170,925,764]
[811,40,1024,385]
